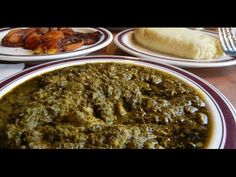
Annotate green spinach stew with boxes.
[0,63,210,149]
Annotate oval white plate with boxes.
[114,28,236,68]
[0,27,113,62]
[0,55,235,149]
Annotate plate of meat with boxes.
[0,27,113,62]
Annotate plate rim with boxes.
[0,55,235,149]
[114,28,236,68]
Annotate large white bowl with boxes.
[0,55,236,149]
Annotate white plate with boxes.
[0,55,235,149]
[114,28,236,68]
[0,27,113,62]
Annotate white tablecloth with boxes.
[0,63,25,81]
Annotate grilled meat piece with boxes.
[61,28,76,36]
[63,41,84,52]
[24,32,42,50]
[76,31,102,45]
[1,28,36,47]
[34,30,65,54]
